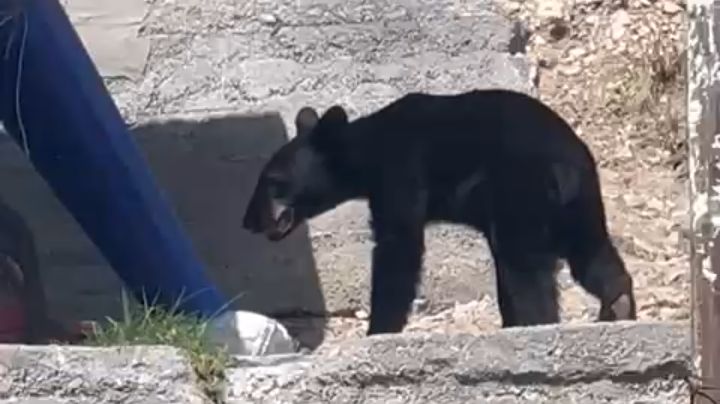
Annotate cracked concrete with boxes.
[0,322,693,403]
[226,321,691,403]
[0,344,206,403]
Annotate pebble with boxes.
[610,10,631,40]
[559,64,582,76]
[659,0,683,15]
[536,0,566,21]
[257,13,278,25]
[354,309,369,320]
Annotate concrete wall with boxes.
[0,0,536,330]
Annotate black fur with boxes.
[243,89,637,335]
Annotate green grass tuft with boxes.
[84,302,229,403]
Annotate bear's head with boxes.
[243,105,354,241]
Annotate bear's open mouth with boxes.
[263,200,296,241]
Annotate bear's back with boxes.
[349,89,594,174]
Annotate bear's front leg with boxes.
[366,229,425,335]
[366,177,427,336]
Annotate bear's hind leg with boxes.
[492,248,560,327]
[567,239,636,322]
[561,180,637,322]
[485,179,561,327]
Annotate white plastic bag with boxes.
[205,310,297,356]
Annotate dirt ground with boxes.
[522,0,689,323]
[298,0,690,344]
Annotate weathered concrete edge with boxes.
[229,321,692,387]
[0,322,692,403]
[0,345,209,403]
[139,0,511,36]
[111,50,536,127]
[104,0,534,126]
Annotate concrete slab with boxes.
[0,322,693,403]
[140,0,508,36]
[226,321,692,403]
[64,0,150,80]
[112,17,533,122]
[0,345,207,403]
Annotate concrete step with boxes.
[0,322,691,403]
[226,321,692,403]
[0,345,207,403]
[140,0,508,36]
[114,8,533,122]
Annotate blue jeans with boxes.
[0,0,228,318]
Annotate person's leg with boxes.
[0,0,227,317]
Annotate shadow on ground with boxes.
[0,112,329,349]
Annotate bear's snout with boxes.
[243,186,298,242]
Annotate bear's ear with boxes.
[295,107,320,137]
[319,105,349,128]
[309,105,349,151]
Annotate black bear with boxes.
[243,89,636,335]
